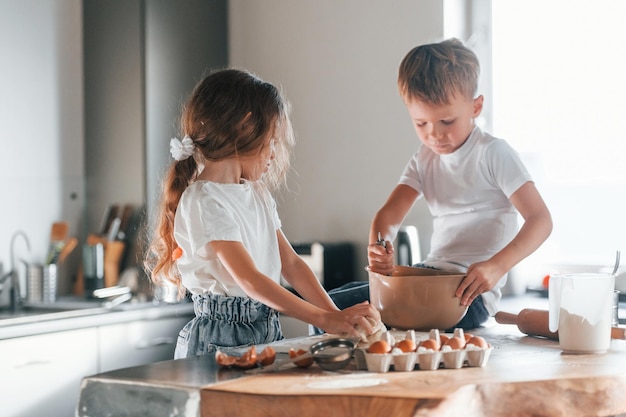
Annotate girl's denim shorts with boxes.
[174,293,284,359]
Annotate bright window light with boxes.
[492,0,626,265]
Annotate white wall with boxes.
[0,0,444,289]
[229,0,443,280]
[0,0,84,279]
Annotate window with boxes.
[492,0,626,266]
[449,0,626,267]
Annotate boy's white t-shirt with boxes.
[173,179,282,297]
[398,126,532,315]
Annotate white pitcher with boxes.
[548,273,615,354]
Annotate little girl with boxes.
[145,69,379,358]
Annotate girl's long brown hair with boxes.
[144,69,294,297]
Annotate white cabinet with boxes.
[0,328,98,417]
[0,308,192,417]
[99,316,188,372]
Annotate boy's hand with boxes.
[367,240,395,276]
[455,260,506,306]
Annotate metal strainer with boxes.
[248,337,356,374]
[310,338,356,371]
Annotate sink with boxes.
[0,309,56,320]
[0,303,74,316]
[0,296,185,328]
[23,298,105,311]
[22,295,160,311]
[0,297,113,326]
[0,304,104,327]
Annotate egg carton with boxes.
[354,328,493,372]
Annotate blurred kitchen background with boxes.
[1,0,625,303]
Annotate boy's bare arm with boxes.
[368,184,419,274]
[456,182,553,306]
[495,181,553,272]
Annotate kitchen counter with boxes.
[77,294,626,417]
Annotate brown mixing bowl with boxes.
[368,265,468,331]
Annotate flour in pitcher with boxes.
[558,308,611,354]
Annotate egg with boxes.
[464,333,474,342]
[368,340,392,354]
[235,346,258,369]
[215,351,237,367]
[257,346,276,366]
[439,334,449,347]
[394,339,417,353]
[443,336,466,350]
[215,345,278,369]
[289,348,314,368]
[466,335,489,349]
[418,338,440,351]
[215,346,257,369]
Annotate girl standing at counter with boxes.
[145,69,379,358]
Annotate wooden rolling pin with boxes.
[495,309,626,340]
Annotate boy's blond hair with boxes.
[398,38,480,105]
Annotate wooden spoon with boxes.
[58,237,78,265]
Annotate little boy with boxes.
[366,38,553,329]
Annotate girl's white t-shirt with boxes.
[173,179,282,297]
[398,127,532,314]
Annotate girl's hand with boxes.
[367,240,395,276]
[455,260,506,306]
[320,302,381,337]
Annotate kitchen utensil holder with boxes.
[26,264,43,303]
[83,243,105,297]
[42,264,57,303]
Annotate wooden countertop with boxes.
[77,295,626,417]
[200,327,626,417]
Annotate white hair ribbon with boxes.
[169,136,195,161]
